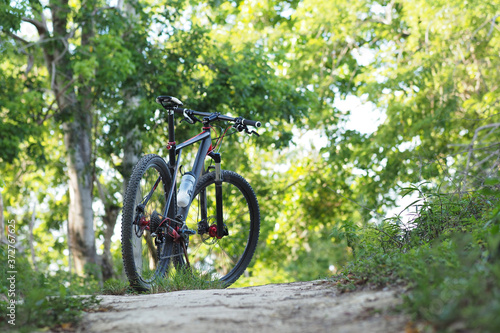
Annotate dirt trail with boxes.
[78,281,409,333]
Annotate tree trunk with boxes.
[96,179,120,281]
[97,128,140,279]
[64,115,97,274]
[120,0,143,190]
[101,205,120,281]
[29,202,38,271]
[45,0,98,276]
[122,126,143,188]
[67,220,73,276]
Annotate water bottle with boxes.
[177,172,195,207]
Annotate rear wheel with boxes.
[178,170,260,286]
[121,154,178,291]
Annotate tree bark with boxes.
[30,202,38,271]
[120,0,143,191]
[96,179,120,281]
[101,205,119,281]
[122,125,143,188]
[64,115,97,274]
[46,0,97,275]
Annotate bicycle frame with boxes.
[161,111,224,235]
[122,96,261,290]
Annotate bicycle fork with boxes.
[212,153,226,238]
[200,152,227,239]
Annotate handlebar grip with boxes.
[241,118,262,128]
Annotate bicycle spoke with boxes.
[142,176,162,207]
[122,155,176,291]
[123,99,261,291]
[181,171,259,285]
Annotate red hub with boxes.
[139,216,150,231]
[208,224,224,239]
[209,224,218,238]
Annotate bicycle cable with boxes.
[212,125,233,153]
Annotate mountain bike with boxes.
[121,96,261,291]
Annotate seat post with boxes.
[167,111,176,170]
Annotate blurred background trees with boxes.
[1,0,498,285]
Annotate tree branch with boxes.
[95,176,110,205]
[21,17,47,35]
[464,123,500,187]
[3,32,35,75]
[487,14,499,38]
[92,6,117,16]
[368,0,396,25]
[4,31,29,44]
[37,77,77,125]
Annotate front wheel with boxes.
[181,170,260,286]
[121,154,179,291]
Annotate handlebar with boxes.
[170,107,262,128]
[241,118,262,128]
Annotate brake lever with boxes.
[180,109,201,125]
[234,122,259,136]
[179,117,191,125]
[245,128,260,137]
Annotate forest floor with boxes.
[77,280,414,333]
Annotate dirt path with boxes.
[78,281,410,333]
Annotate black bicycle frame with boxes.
[161,111,220,228]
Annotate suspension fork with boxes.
[208,152,225,238]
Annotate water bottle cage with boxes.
[178,173,196,208]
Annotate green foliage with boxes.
[0,245,100,332]
[149,268,225,294]
[2,0,500,317]
[101,268,224,295]
[0,0,25,31]
[403,237,500,332]
[333,183,500,331]
[101,278,133,295]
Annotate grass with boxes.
[0,250,224,332]
[101,267,225,295]
[0,248,101,333]
[331,182,500,332]
[150,267,225,293]
[101,278,133,295]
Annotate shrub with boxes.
[333,182,500,332]
[0,245,100,332]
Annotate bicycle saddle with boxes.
[156,96,183,108]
